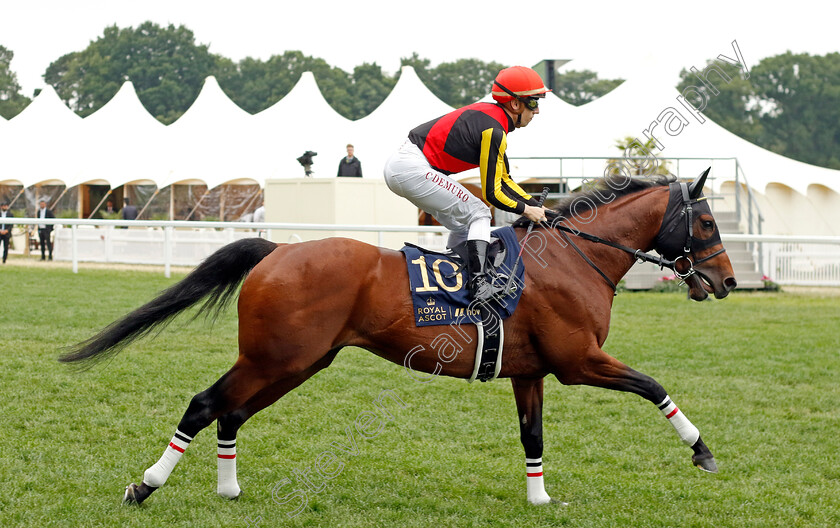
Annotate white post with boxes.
[105,225,114,262]
[71,225,78,274]
[378,231,384,247]
[164,226,172,278]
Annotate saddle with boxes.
[399,227,525,383]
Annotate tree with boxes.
[44,23,221,124]
[401,54,507,107]
[677,52,840,169]
[345,63,395,118]
[750,52,840,169]
[553,69,623,106]
[0,45,31,119]
[401,58,622,108]
[400,53,431,78]
[216,51,349,115]
[217,52,398,120]
[218,51,394,120]
[606,136,671,178]
[677,60,763,142]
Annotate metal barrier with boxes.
[723,234,840,286]
[5,219,838,285]
[1,218,447,278]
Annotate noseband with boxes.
[541,182,727,291]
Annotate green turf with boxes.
[1,265,838,527]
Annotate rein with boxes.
[538,182,727,292]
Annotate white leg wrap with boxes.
[658,396,700,446]
[143,429,192,488]
[217,439,241,498]
[525,457,551,505]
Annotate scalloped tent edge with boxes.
[0,67,836,200]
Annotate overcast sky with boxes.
[2,0,837,97]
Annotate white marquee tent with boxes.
[354,66,455,178]
[251,71,355,181]
[79,81,168,189]
[4,85,83,189]
[1,65,838,233]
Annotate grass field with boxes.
[1,263,839,527]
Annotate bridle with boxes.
[656,181,726,281]
[536,182,727,292]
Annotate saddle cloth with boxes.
[399,226,525,327]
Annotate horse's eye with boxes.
[702,220,714,229]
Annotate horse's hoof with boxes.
[123,481,156,505]
[692,454,719,473]
[123,483,140,505]
[529,495,568,506]
[219,490,242,501]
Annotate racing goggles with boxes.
[495,81,541,110]
[521,96,539,110]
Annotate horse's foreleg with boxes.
[511,377,565,506]
[123,362,275,505]
[559,348,717,473]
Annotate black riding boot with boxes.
[467,240,504,302]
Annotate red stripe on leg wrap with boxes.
[218,454,236,459]
[666,407,679,419]
[526,472,543,477]
[168,442,185,453]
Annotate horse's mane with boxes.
[511,175,675,228]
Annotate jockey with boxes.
[384,66,549,301]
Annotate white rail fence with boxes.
[2,218,447,277]
[722,234,840,286]
[4,219,839,286]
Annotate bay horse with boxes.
[61,170,737,508]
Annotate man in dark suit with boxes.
[337,144,363,177]
[0,201,12,264]
[122,197,139,221]
[36,199,54,261]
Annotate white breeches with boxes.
[384,139,491,248]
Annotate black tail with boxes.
[60,237,277,367]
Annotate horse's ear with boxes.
[688,167,711,199]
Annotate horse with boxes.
[61,170,737,508]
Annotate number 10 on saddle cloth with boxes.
[399,226,525,327]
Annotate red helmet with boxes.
[492,66,550,103]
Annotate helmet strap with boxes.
[495,80,529,126]
[495,81,524,103]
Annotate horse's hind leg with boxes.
[123,360,281,505]
[215,350,340,499]
[556,346,717,473]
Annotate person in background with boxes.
[0,201,13,264]
[36,199,55,261]
[253,203,265,224]
[122,197,139,221]
[104,200,116,214]
[337,144,363,177]
[252,202,266,238]
[383,66,549,301]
